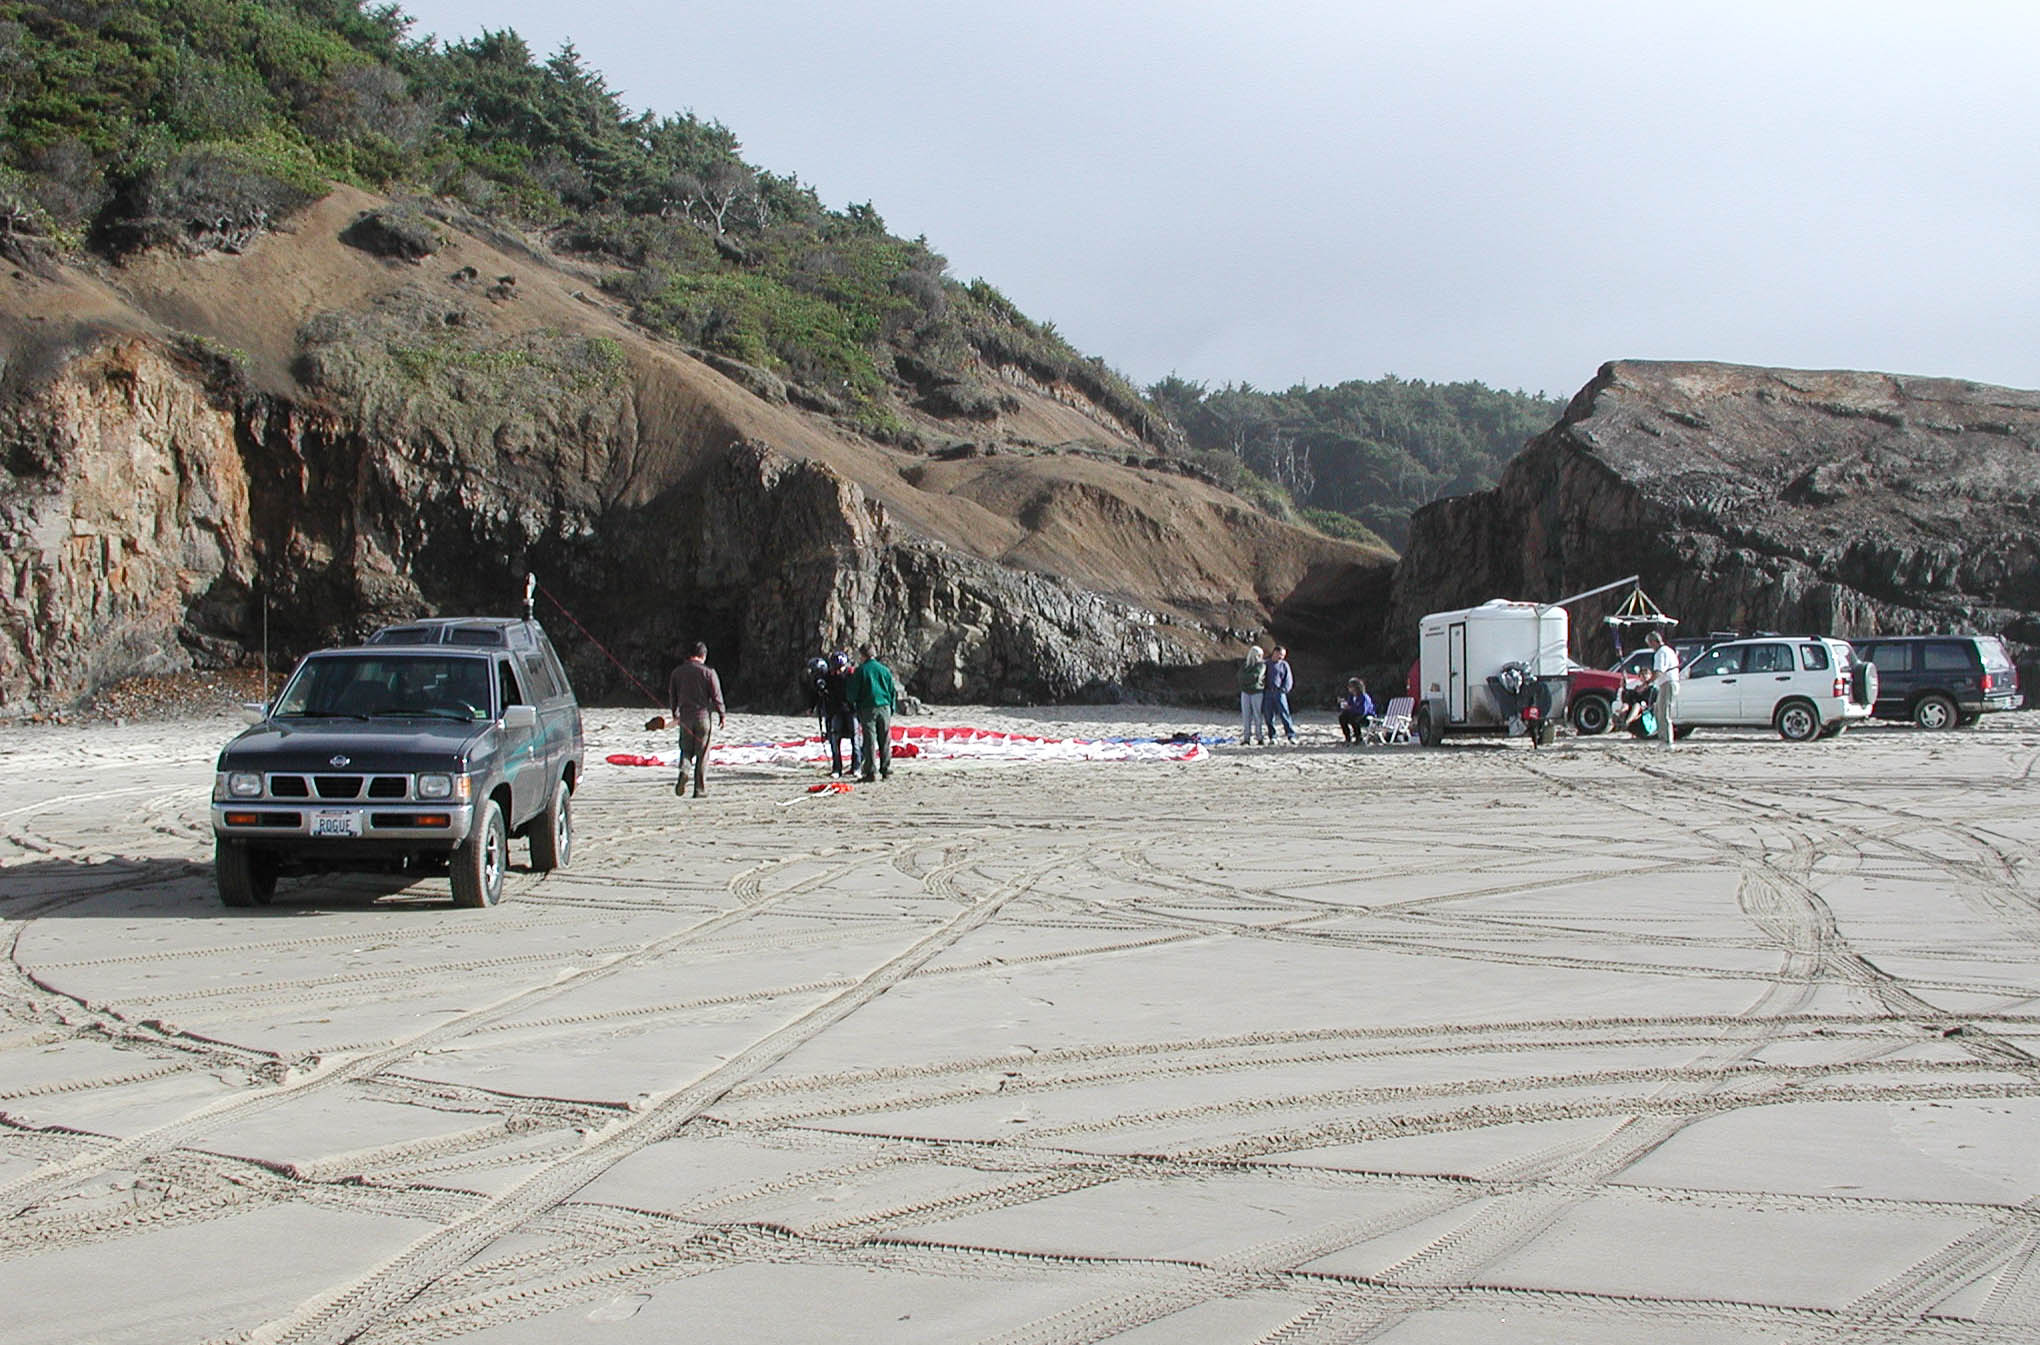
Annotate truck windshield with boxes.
[275,655,494,720]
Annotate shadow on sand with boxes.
[0,856,485,917]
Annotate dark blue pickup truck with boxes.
[210,616,584,908]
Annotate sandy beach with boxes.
[3,704,2038,1344]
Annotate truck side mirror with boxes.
[240,701,269,724]
[501,704,538,730]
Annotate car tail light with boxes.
[1833,673,1847,698]
[1981,672,1994,692]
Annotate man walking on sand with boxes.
[667,641,725,797]
[848,645,899,783]
[1645,629,1680,747]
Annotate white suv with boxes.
[1673,636,1877,741]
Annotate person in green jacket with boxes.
[847,645,900,782]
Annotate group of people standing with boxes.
[1624,628,1681,746]
[1236,644,1299,744]
[666,642,902,796]
[802,647,901,781]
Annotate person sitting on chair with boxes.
[1337,678,1377,743]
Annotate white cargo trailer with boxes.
[1414,600,1570,746]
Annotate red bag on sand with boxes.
[644,714,669,731]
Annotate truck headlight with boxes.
[416,773,469,801]
[228,772,264,798]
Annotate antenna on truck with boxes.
[523,572,536,621]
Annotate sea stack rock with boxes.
[1387,360,2040,670]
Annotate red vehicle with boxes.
[1564,663,1632,735]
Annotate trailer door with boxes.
[1448,621,1469,724]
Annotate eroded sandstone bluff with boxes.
[0,188,1388,713]
[1389,361,2040,668]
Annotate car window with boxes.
[522,653,557,701]
[1689,647,1744,678]
[275,655,490,719]
[1978,637,2015,671]
[1861,642,1906,672]
[1923,642,1973,672]
[1745,643,1792,673]
[499,660,526,708]
[1799,643,1831,671]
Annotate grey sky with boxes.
[394,0,2040,399]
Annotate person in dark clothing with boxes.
[1261,645,1298,743]
[802,656,830,733]
[847,646,900,782]
[823,650,859,777]
[666,642,725,798]
[1338,678,1377,742]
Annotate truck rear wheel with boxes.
[1775,699,1820,742]
[451,800,507,908]
[1912,693,1957,730]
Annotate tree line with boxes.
[0,0,1564,549]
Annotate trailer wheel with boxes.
[1415,704,1442,747]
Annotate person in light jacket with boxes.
[1238,645,1267,745]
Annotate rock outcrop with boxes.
[1389,361,2040,670]
[1,188,1390,713]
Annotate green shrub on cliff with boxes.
[0,0,1545,542]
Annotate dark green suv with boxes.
[1850,634,2023,729]
[210,616,584,908]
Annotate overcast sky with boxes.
[393,0,2040,399]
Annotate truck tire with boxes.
[528,778,571,872]
[1775,699,1820,742]
[1415,704,1442,748]
[451,799,507,908]
[1912,693,1957,731]
[1570,694,1612,736]
[216,839,276,908]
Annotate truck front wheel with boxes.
[216,839,276,908]
[451,800,507,908]
[1570,694,1612,736]
[528,778,571,872]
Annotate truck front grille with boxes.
[264,774,412,801]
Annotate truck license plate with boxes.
[312,810,363,838]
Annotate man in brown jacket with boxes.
[666,642,726,797]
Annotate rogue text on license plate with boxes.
[312,809,363,838]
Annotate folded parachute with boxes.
[607,723,1208,769]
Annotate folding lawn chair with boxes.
[1373,696,1414,744]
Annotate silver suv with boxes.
[1672,636,1877,741]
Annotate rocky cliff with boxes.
[0,189,1390,713]
[1388,361,2040,668]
